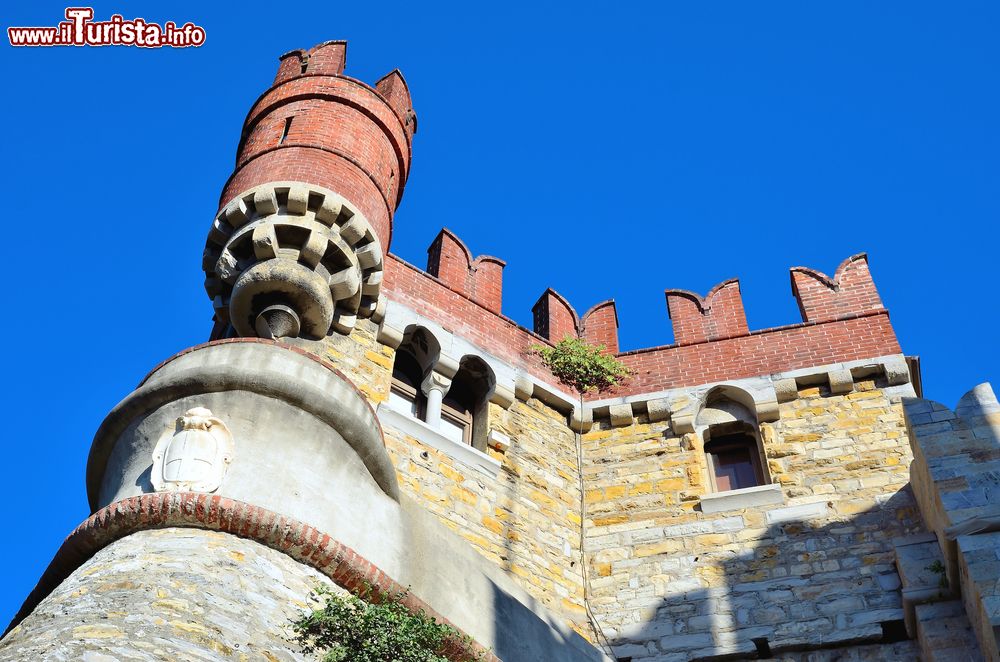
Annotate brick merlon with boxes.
[665,278,748,345]
[790,253,884,323]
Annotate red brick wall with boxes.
[382,254,902,399]
[219,41,414,250]
[791,253,884,323]
[665,279,749,345]
[613,311,900,395]
[581,300,619,354]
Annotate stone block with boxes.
[488,429,511,452]
[764,501,829,525]
[700,484,785,514]
[609,403,634,427]
[286,184,310,215]
[774,377,798,403]
[828,368,854,394]
[646,398,670,423]
[253,187,278,216]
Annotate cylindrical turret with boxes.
[204,41,416,340]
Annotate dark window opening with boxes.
[751,637,772,658]
[880,619,909,643]
[300,58,308,74]
[390,348,426,419]
[279,117,293,145]
[706,432,765,492]
[440,367,479,447]
[441,357,493,451]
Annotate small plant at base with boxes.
[925,560,948,589]
[531,336,631,393]
[293,585,484,662]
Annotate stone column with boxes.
[422,371,452,429]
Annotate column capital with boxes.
[421,370,452,397]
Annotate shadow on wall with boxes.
[605,491,922,661]
[490,580,608,662]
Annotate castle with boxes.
[1,40,997,662]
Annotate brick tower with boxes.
[2,41,997,662]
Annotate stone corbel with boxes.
[569,405,593,433]
[646,397,670,423]
[773,377,798,403]
[609,403,634,427]
[753,385,780,423]
[828,368,854,395]
[514,371,534,402]
[377,319,405,349]
[670,395,697,434]
[882,355,910,386]
[489,384,516,409]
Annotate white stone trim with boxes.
[699,484,785,514]
[377,402,501,478]
[588,353,912,430]
[380,297,911,433]
[487,429,511,452]
[764,500,830,525]
[379,301,517,408]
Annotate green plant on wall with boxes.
[293,585,483,662]
[531,336,630,393]
[925,559,948,589]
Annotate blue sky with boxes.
[1,1,997,628]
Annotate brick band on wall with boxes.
[5,493,496,662]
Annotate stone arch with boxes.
[398,324,443,379]
[441,355,496,451]
[697,385,771,492]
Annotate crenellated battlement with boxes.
[382,225,901,401]
[665,279,748,345]
[790,252,884,323]
[426,229,505,314]
[205,40,902,403]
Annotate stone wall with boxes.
[902,383,1000,660]
[0,528,336,661]
[583,379,922,660]
[288,315,941,659]
[300,319,593,639]
[386,397,590,635]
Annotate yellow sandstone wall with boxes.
[302,323,928,658]
[303,320,593,638]
[582,379,922,660]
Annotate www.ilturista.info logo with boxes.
[8,8,205,48]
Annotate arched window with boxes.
[389,346,427,418]
[698,388,770,493]
[439,356,493,451]
[390,327,439,418]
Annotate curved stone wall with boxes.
[0,527,336,661]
